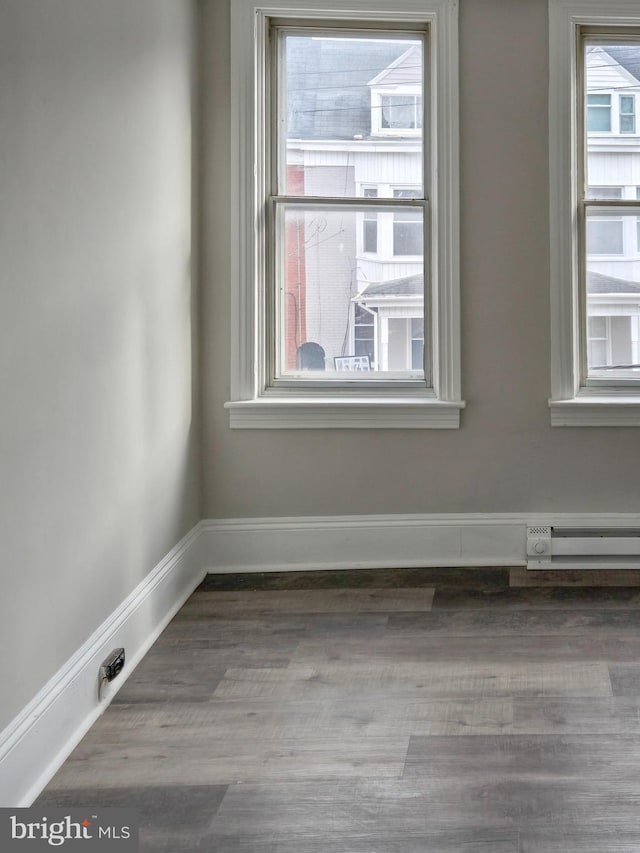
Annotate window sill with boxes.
[225,396,465,429]
[550,396,640,426]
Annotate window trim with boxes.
[227,0,462,429]
[549,0,640,426]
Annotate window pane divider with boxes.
[271,196,427,208]
[583,200,640,211]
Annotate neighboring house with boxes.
[285,41,640,373]
[354,273,424,371]
[587,271,640,368]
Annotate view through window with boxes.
[274,30,426,381]
[584,41,640,377]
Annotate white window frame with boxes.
[226,0,462,429]
[549,0,640,426]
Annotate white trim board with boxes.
[6,512,640,807]
[201,514,640,573]
[0,523,206,808]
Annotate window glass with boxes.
[274,31,426,381]
[411,317,425,370]
[381,95,423,129]
[586,213,640,374]
[392,188,423,256]
[620,94,636,133]
[279,205,424,377]
[586,93,611,131]
[586,186,622,200]
[281,35,423,197]
[393,208,424,255]
[583,43,640,379]
[354,304,375,364]
[586,217,624,255]
[363,188,378,253]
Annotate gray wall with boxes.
[0,0,199,731]
[201,0,640,518]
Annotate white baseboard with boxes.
[0,523,206,808]
[6,511,640,807]
[201,513,640,573]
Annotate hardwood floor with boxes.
[37,567,640,852]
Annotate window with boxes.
[370,43,424,138]
[362,188,378,254]
[381,95,423,130]
[549,0,640,426]
[353,304,376,364]
[620,94,636,133]
[587,316,609,368]
[586,94,612,131]
[411,317,425,370]
[586,187,622,200]
[393,189,423,256]
[586,217,623,254]
[227,0,462,428]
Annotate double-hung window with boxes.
[620,94,636,133]
[549,0,640,425]
[227,0,462,428]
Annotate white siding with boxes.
[586,47,638,91]
[355,150,422,189]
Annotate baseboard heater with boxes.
[527,526,640,570]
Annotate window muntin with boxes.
[273,28,427,383]
[581,37,640,382]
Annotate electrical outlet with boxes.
[99,648,125,683]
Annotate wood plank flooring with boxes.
[36,567,640,852]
